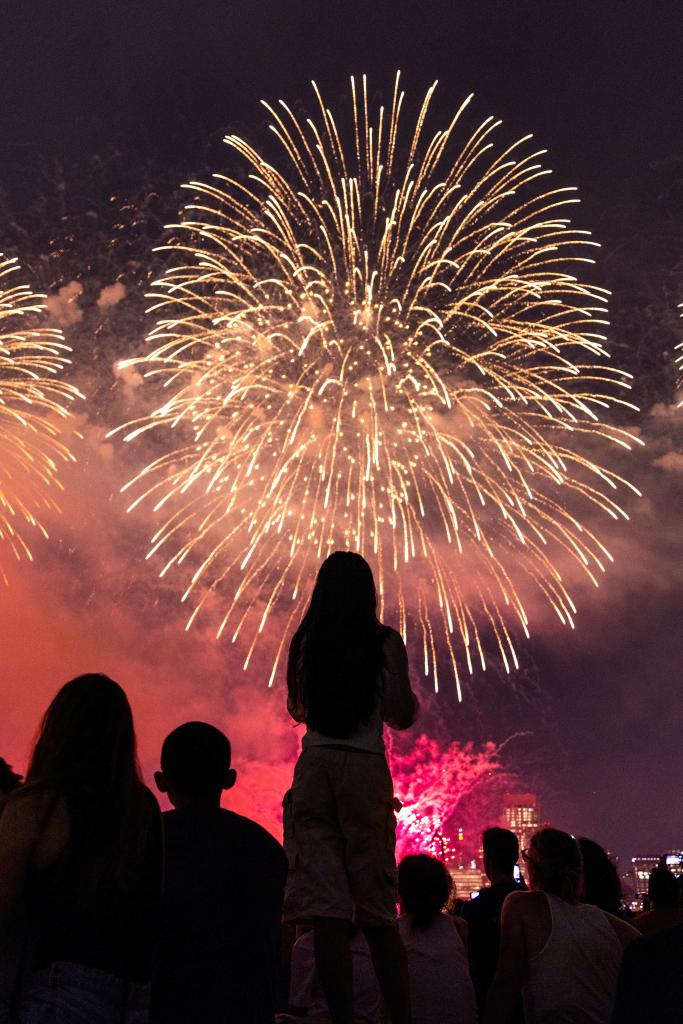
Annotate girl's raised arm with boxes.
[381,630,419,730]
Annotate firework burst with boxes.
[117,75,641,692]
[0,255,80,581]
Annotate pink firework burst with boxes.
[389,733,521,862]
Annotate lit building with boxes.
[631,855,665,903]
[450,861,487,899]
[662,851,683,880]
[502,791,542,852]
[631,851,683,904]
[445,826,486,896]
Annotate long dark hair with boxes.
[26,673,150,892]
[578,837,623,915]
[287,552,385,738]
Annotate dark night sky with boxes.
[2,1,682,204]
[1,1,682,866]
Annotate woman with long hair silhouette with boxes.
[284,551,419,1024]
[0,674,162,1023]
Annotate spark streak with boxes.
[116,75,641,690]
[0,256,80,581]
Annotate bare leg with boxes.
[313,917,353,1024]
[363,924,411,1024]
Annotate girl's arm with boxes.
[0,789,44,935]
[381,630,419,730]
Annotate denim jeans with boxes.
[18,962,150,1024]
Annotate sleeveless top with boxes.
[524,893,623,1024]
[398,913,477,1024]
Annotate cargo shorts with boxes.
[282,746,399,927]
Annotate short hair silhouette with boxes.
[648,867,679,909]
[483,827,519,873]
[398,854,452,931]
[161,722,232,796]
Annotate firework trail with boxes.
[117,74,641,692]
[0,255,80,581]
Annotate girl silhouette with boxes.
[284,552,419,1024]
[0,674,162,1023]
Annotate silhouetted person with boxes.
[398,855,476,1024]
[285,552,419,1024]
[485,828,638,1024]
[578,837,626,918]
[0,674,162,1023]
[611,922,683,1023]
[152,722,287,1024]
[462,827,522,1016]
[634,866,683,936]
[0,759,22,812]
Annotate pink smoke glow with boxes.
[389,734,518,862]
[0,360,680,863]
[0,424,516,853]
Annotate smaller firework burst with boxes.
[0,255,80,580]
[389,734,517,861]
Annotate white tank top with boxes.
[398,913,477,1024]
[524,893,623,1024]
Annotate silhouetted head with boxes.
[398,854,453,931]
[524,828,582,902]
[577,837,622,914]
[27,673,140,797]
[0,758,22,797]
[287,551,385,738]
[648,867,679,909]
[156,721,236,807]
[483,827,519,881]
[306,551,378,623]
[25,675,148,892]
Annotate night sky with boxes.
[1,1,681,868]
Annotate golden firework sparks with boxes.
[677,302,683,401]
[0,255,80,581]
[115,75,641,692]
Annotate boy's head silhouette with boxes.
[155,721,237,808]
[482,827,519,883]
[648,866,679,910]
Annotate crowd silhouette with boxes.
[0,552,680,1023]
